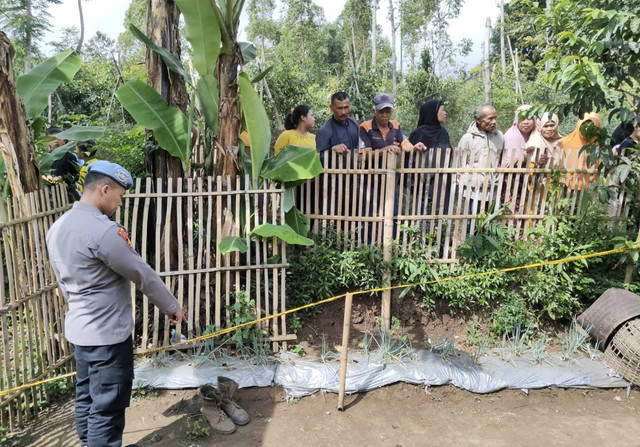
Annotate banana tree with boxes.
[119,1,322,247]
[0,32,84,196]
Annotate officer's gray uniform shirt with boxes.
[47,201,180,346]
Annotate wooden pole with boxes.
[337,292,353,411]
[382,152,397,330]
[484,17,492,103]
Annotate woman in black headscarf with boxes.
[408,99,452,215]
[409,99,451,153]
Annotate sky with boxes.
[43,0,501,68]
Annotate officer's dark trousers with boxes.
[73,336,134,447]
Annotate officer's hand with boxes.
[169,308,187,325]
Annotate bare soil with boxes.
[7,293,640,447]
[8,384,640,447]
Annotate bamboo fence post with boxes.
[337,292,354,411]
[382,152,397,330]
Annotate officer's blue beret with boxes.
[87,161,133,190]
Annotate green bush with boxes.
[287,230,386,312]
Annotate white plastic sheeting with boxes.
[133,350,629,398]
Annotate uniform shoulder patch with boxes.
[117,227,134,249]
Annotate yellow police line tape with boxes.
[0,245,637,399]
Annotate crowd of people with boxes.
[273,91,639,214]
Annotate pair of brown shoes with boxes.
[199,376,250,434]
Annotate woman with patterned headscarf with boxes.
[528,112,564,167]
[502,104,536,167]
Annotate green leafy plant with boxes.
[290,344,306,356]
[186,418,210,440]
[225,290,268,354]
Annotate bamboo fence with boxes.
[114,175,293,355]
[302,146,628,257]
[0,184,72,431]
[0,146,630,430]
[299,147,629,327]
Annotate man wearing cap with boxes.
[359,93,426,153]
[46,161,186,447]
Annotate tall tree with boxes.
[76,0,84,54]
[145,0,187,180]
[388,0,398,95]
[371,0,377,70]
[0,0,61,72]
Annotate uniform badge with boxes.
[117,227,134,249]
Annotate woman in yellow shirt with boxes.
[274,104,316,155]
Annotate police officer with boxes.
[46,161,186,447]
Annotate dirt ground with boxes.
[7,293,640,447]
[8,384,640,447]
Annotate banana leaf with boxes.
[17,51,82,119]
[196,74,219,133]
[260,145,324,183]
[249,223,313,246]
[116,80,190,166]
[55,126,106,141]
[129,24,193,85]
[219,236,248,255]
[175,0,221,76]
[237,72,270,185]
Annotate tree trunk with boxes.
[388,0,397,96]
[146,0,187,181]
[484,17,491,103]
[24,0,33,71]
[76,0,85,54]
[0,32,41,195]
[215,45,243,182]
[500,0,506,79]
[371,0,377,71]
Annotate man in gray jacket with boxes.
[47,161,186,447]
[458,103,505,217]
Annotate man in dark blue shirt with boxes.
[316,91,360,155]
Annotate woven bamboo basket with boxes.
[604,318,640,385]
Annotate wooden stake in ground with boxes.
[338,292,354,411]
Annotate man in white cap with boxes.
[46,161,186,447]
[359,93,426,153]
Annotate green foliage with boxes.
[291,344,306,356]
[174,0,221,76]
[226,291,268,353]
[97,125,148,178]
[287,230,386,312]
[129,24,192,84]
[238,72,271,183]
[16,50,82,119]
[525,0,640,124]
[185,418,210,440]
[0,0,61,73]
[388,194,637,334]
[219,236,249,255]
[249,223,314,246]
[116,80,190,167]
[260,145,324,183]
